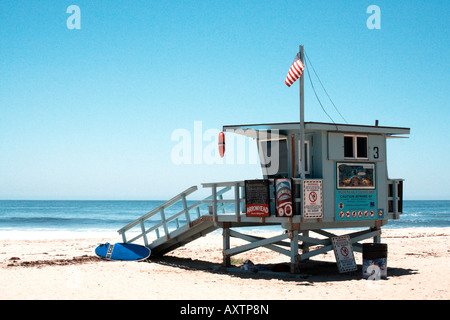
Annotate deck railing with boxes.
[201,181,245,222]
[388,179,404,218]
[201,178,304,222]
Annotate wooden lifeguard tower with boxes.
[117,46,410,273]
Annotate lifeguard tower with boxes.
[117,47,410,273]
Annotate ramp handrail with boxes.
[117,184,234,247]
[118,185,198,245]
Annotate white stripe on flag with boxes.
[285,55,304,87]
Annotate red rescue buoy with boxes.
[218,132,225,158]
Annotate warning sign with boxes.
[309,192,317,203]
[303,180,323,218]
[331,236,357,273]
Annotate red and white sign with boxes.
[246,205,269,216]
[332,236,357,273]
[303,180,323,218]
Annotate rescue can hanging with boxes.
[218,132,225,158]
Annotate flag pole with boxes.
[299,45,305,180]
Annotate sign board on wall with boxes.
[275,178,294,217]
[331,235,357,273]
[245,180,270,217]
[335,162,383,221]
[303,179,323,218]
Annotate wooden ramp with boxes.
[117,185,231,257]
[149,215,217,256]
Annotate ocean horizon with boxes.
[0,200,448,240]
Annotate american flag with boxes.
[285,53,305,87]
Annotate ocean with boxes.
[0,200,448,240]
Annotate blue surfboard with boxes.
[95,243,151,261]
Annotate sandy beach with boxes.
[0,227,449,300]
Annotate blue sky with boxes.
[0,0,448,200]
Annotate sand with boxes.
[0,227,449,300]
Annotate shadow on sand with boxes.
[150,255,419,283]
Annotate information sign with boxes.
[331,235,357,273]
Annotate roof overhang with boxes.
[223,121,410,138]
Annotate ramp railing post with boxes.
[218,194,225,214]
[161,207,169,239]
[140,220,148,247]
[241,184,246,214]
[182,194,191,226]
[234,182,240,222]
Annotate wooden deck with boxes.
[116,181,395,272]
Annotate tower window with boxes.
[344,135,368,159]
[344,136,354,158]
[356,136,368,158]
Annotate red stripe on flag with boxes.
[285,55,304,87]
[293,61,304,75]
[286,71,296,86]
[291,66,301,78]
[296,59,305,71]
[288,69,298,82]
